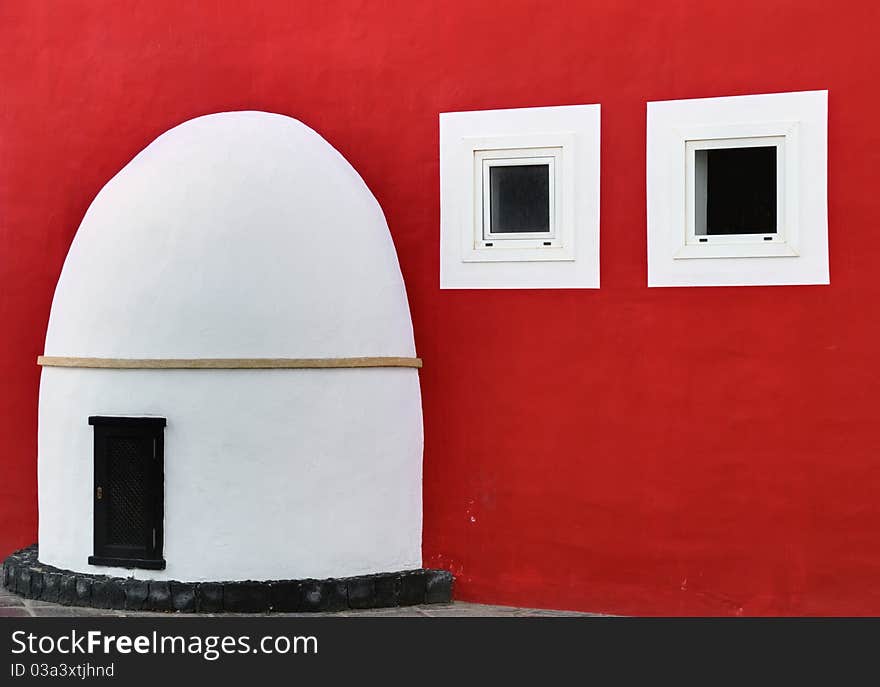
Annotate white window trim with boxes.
[479,150,557,243]
[687,136,784,247]
[679,125,797,259]
[440,104,600,290]
[463,136,573,262]
[647,90,828,287]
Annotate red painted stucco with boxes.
[2,0,879,616]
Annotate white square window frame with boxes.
[467,138,571,261]
[685,132,790,254]
[440,104,601,290]
[479,149,558,244]
[647,90,828,287]
[680,126,795,259]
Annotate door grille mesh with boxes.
[106,436,148,546]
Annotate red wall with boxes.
[2,0,879,616]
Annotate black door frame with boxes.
[87,416,166,570]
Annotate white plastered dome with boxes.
[37,112,423,581]
[45,111,415,359]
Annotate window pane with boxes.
[704,146,777,235]
[489,164,550,234]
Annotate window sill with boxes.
[674,242,799,260]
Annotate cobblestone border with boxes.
[2,545,453,613]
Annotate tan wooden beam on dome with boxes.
[37,356,423,370]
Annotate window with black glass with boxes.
[689,138,783,245]
[489,164,550,235]
[701,146,776,235]
[88,416,166,570]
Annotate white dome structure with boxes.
[37,112,423,583]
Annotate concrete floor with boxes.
[0,586,595,617]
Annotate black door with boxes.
[88,416,166,570]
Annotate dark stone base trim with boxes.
[2,545,454,614]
